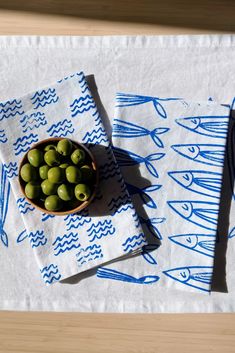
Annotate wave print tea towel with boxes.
[0,73,146,284]
[112,93,230,293]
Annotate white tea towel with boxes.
[0,73,146,284]
[112,92,230,292]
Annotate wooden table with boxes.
[0,1,235,352]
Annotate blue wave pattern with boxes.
[64,211,92,231]
[82,126,109,144]
[168,170,223,199]
[17,197,35,214]
[126,183,162,209]
[28,230,47,248]
[97,267,159,284]
[52,232,80,256]
[171,143,226,167]
[0,164,10,247]
[2,162,18,178]
[122,233,146,253]
[92,109,103,126]
[167,200,219,231]
[139,216,166,240]
[41,213,55,222]
[108,194,132,216]
[40,264,61,285]
[31,88,59,109]
[47,119,74,137]
[76,244,103,266]
[70,94,96,117]
[169,234,216,257]
[87,220,116,242]
[0,99,24,121]
[176,115,229,139]
[116,93,181,119]
[16,229,28,243]
[113,147,165,178]
[113,119,169,147]
[98,160,121,181]
[163,266,213,292]
[20,112,47,133]
[0,129,7,144]
[13,133,39,156]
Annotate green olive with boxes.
[59,163,70,169]
[57,139,73,156]
[41,179,58,195]
[80,165,94,182]
[48,167,64,184]
[57,184,73,201]
[20,163,37,182]
[44,150,61,167]
[44,195,63,211]
[39,165,50,180]
[71,148,86,165]
[44,144,57,152]
[27,148,44,167]
[65,166,81,184]
[74,184,91,202]
[25,181,41,199]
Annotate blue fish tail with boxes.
[0,229,8,247]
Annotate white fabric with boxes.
[0,35,235,312]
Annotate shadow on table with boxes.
[0,0,235,32]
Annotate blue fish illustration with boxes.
[228,227,235,239]
[113,147,165,178]
[28,230,47,248]
[40,264,61,285]
[169,234,216,257]
[176,116,229,138]
[87,220,116,242]
[13,133,39,156]
[47,119,74,137]
[31,88,59,109]
[82,127,109,145]
[163,266,213,292]
[122,233,146,252]
[0,129,7,143]
[97,267,160,284]
[16,229,28,243]
[139,216,166,240]
[167,200,219,231]
[70,94,96,117]
[0,164,10,247]
[2,162,18,178]
[17,197,35,214]
[126,183,162,209]
[20,112,47,133]
[168,170,222,199]
[0,99,24,121]
[52,232,80,256]
[141,244,159,265]
[171,143,226,167]
[76,244,103,266]
[64,212,91,231]
[116,93,181,119]
[113,119,169,147]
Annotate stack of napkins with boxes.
[0,73,146,284]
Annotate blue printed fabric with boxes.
[0,73,146,285]
[112,93,230,292]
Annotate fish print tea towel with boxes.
[112,93,230,292]
[0,73,146,284]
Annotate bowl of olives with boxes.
[19,137,98,215]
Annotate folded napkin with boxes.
[0,73,146,284]
[112,93,230,292]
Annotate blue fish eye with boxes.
[192,119,197,124]
[182,203,189,211]
[180,271,187,279]
[186,237,192,243]
[183,174,190,181]
[189,146,195,153]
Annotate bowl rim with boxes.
[18,137,99,215]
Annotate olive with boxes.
[25,181,41,199]
[65,166,81,184]
[44,150,61,167]
[57,139,73,156]
[44,144,57,152]
[80,165,94,182]
[71,148,85,165]
[39,165,50,180]
[41,179,58,195]
[74,184,91,202]
[48,167,64,184]
[27,148,44,167]
[44,195,63,211]
[57,184,73,201]
[59,163,70,169]
[20,163,37,182]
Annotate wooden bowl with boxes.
[18,137,99,215]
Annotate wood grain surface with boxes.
[0,1,235,352]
